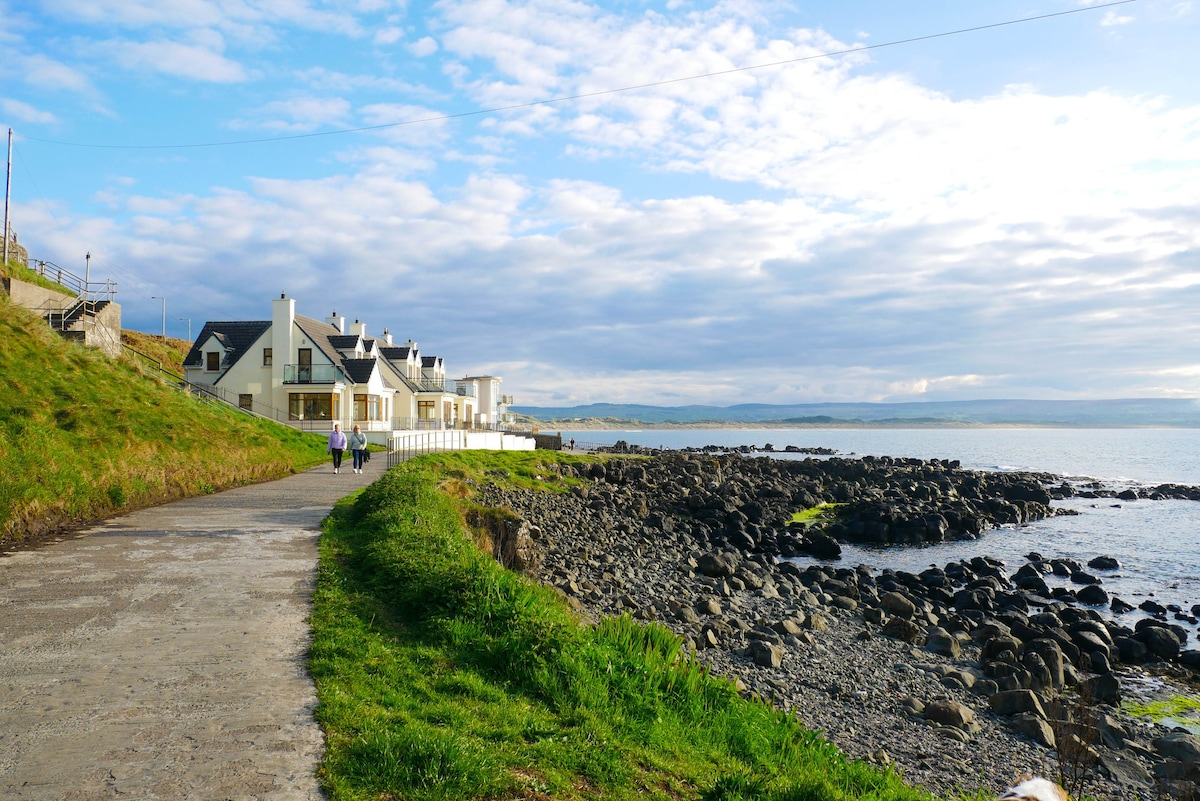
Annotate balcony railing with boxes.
[452,381,476,397]
[411,377,448,393]
[284,364,342,384]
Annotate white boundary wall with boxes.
[381,428,535,463]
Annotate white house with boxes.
[182,294,516,443]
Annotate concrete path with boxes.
[0,459,379,801]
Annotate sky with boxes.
[3,0,1200,407]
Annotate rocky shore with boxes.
[474,452,1200,801]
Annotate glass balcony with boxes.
[283,364,342,384]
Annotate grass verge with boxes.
[0,293,329,545]
[311,453,969,801]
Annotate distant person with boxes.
[348,425,368,474]
[327,423,347,474]
[569,438,575,451]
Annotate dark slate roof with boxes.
[183,321,270,369]
[329,335,361,351]
[379,346,411,361]
[421,355,441,368]
[340,358,378,385]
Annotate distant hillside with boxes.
[0,291,329,547]
[513,399,1200,427]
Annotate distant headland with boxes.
[513,398,1200,428]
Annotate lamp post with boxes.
[151,296,165,340]
[178,317,191,341]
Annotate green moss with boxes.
[788,503,845,525]
[1124,695,1200,729]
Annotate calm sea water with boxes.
[560,428,1200,649]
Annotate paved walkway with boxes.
[0,459,378,800]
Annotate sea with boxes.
[559,428,1200,653]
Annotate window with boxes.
[289,393,338,421]
[354,394,382,421]
[263,348,272,366]
[239,394,253,411]
[298,348,312,382]
[206,351,220,371]
[418,400,436,419]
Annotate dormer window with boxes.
[206,352,220,371]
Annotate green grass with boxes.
[311,453,969,801]
[1,258,77,296]
[121,328,194,376]
[0,293,329,544]
[788,503,845,526]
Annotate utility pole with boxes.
[178,317,191,341]
[151,296,165,340]
[3,128,12,267]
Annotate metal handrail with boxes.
[185,381,291,423]
[122,343,185,385]
[31,259,117,303]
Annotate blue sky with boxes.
[4,0,1199,406]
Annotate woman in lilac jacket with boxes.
[327,424,348,474]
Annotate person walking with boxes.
[327,423,348,474]
[348,424,368,474]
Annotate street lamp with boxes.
[150,296,165,340]
[178,317,191,341]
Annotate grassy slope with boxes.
[121,328,193,376]
[312,452,981,801]
[0,292,329,545]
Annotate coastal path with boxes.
[0,461,378,800]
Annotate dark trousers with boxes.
[352,449,365,469]
[330,449,344,468]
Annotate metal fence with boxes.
[30,259,118,304]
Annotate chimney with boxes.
[349,318,367,337]
[326,310,345,334]
[382,328,393,345]
[271,293,296,389]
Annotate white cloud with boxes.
[408,36,439,57]
[104,36,248,82]
[40,0,365,37]
[234,96,353,132]
[20,54,94,93]
[1,98,57,124]
[374,27,405,45]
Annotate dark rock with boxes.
[1077,584,1110,606]
[989,689,1047,718]
[925,700,977,732]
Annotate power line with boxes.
[20,0,1135,152]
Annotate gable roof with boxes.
[380,346,412,361]
[340,358,378,384]
[183,321,270,370]
[329,335,361,352]
[421,355,441,368]
[293,314,346,365]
